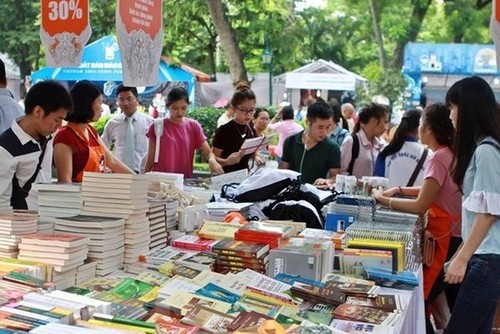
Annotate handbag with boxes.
[422,228,435,267]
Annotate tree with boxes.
[206,0,248,84]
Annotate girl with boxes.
[374,109,429,188]
[144,87,223,177]
[444,76,500,334]
[372,103,461,333]
[53,81,134,182]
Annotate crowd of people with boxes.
[0,54,498,333]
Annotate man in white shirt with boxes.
[0,58,24,134]
[101,85,154,173]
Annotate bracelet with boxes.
[389,197,393,210]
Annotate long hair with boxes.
[421,103,454,148]
[446,76,500,188]
[379,109,421,159]
[353,103,389,134]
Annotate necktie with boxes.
[123,116,135,169]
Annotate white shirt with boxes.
[381,141,430,188]
[101,111,154,171]
[0,118,53,209]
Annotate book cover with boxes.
[297,301,334,325]
[344,295,402,313]
[171,235,219,252]
[195,283,240,304]
[290,282,347,306]
[212,239,269,259]
[110,278,155,300]
[197,221,240,240]
[180,305,236,333]
[226,310,273,332]
[363,266,418,290]
[332,303,398,326]
[347,239,405,272]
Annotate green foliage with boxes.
[92,116,111,136]
[189,106,225,145]
[371,68,407,106]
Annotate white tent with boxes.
[273,59,367,109]
[0,53,21,100]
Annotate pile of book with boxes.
[234,221,294,249]
[205,201,252,222]
[75,262,97,286]
[80,172,150,267]
[211,239,270,274]
[147,200,168,250]
[17,233,89,290]
[55,215,125,276]
[165,199,178,231]
[146,171,184,191]
[171,234,219,252]
[32,182,82,233]
[0,214,38,258]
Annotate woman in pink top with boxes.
[267,105,303,161]
[373,103,461,334]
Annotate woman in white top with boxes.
[340,103,389,178]
[374,109,429,188]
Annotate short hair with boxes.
[0,58,6,85]
[341,103,355,113]
[253,107,269,120]
[66,80,103,123]
[116,85,138,98]
[306,101,334,123]
[231,81,256,107]
[281,106,294,120]
[24,80,73,116]
[166,86,189,106]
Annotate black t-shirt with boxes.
[213,120,256,173]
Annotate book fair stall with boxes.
[0,168,426,333]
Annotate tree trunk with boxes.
[205,0,248,84]
[368,0,387,70]
[391,0,432,69]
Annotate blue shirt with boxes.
[0,88,24,135]
[461,137,500,255]
[329,126,350,147]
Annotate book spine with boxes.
[92,312,157,329]
[212,249,257,258]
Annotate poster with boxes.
[116,0,163,87]
[40,0,91,67]
[490,0,500,67]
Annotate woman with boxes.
[372,103,461,334]
[374,109,429,188]
[443,76,500,334]
[268,105,303,162]
[328,102,350,147]
[53,81,134,183]
[252,108,270,137]
[144,87,223,177]
[340,103,389,178]
[212,82,263,173]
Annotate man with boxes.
[280,101,341,186]
[101,85,153,173]
[0,58,24,134]
[341,103,356,133]
[0,81,72,210]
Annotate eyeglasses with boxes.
[235,106,255,115]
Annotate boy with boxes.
[0,81,73,210]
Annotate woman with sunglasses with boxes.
[212,82,263,173]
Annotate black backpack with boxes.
[347,134,360,175]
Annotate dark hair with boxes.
[379,109,421,158]
[116,85,138,98]
[306,101,334,122]
[421,103,454,148]
[24,80,73,116]
[446,76,500,189]
[231,81,256,107]
[254,107,269,120]
[66,80,103,123]
[281,106,294,120]
[167,86,189,106]
[0,58,6,85]
[328,101,342,124]
[353,103,389,134]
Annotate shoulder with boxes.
[53,126,73,141]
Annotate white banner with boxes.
[285,73,356,90]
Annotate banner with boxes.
[40,0,91,67]
[116,0,163,86]
[490,0,500,67]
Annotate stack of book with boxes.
[325,194,375,232]
[32,183,82,233]
[17,233,89,290]
[165,199,178,231]
[268,238,334,281]
[80,172,150,267]
[171,234,219,252]
[197,220,241,240]
[75,262,97,286]
[0,214,38,258]
[146,171,184,191]
[298,228,345,250]
[234,221,294,249]
[54,214,125,276]
[211,239,269,274]
[205,202,252,222]
[147,200,168,250]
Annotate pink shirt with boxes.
[267,120,303,157]
[340,129,384,178]
[146,118,206,178]
[425,146,462,237]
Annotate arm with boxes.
[444,213,496,284]
[212,147,243,167]
[200,141,224,175]
[100,122,111,148]
[144,138,155,173]
[98,138,134,174]
[270,109,282,124]
[53,143,74,183]
[372,177,440,214]
[279,160,290,170]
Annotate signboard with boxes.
[285,73,356,91]
[116,0,163,86]
[40,0,91,67]
[490,0,500,67]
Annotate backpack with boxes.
[153,118,164,163]
[347,134,360,175]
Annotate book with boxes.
[346,239,405,272]
[363,266,419,290]
[330,319,395,334]
[331,303,399,326]
[171,235,219,252]
[109,278,155,300]
[158,291,232,316]
[239,133,276,155]
[180,305,236,333]
[297,301,334,325]
[197,221,241,240]
[290,281,347,306]
[344,294,403,313]
[226,310,273,332]
[194,283,241,304]
[323,281,380,298]
[212,239,269,259]
[20,234,88,249]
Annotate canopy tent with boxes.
[273,59,367,109]
[31,35,199,106]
